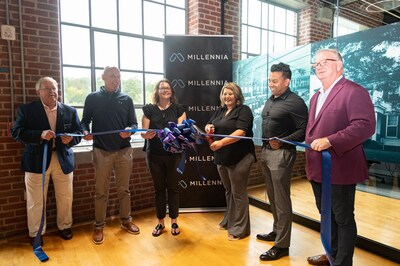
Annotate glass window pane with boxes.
[95,69,104,90]
[248,27,260,54]
[261,2,269,29]
[144,40,163,73]
[119,0,142,34]
[286,36,296,50]
[150,0,164,3]
[387,127,397,137]
[120,36,143,71]
[286,11,296,35]
[269,5,275,31]
[166,0,185,8]
[166,7,185,34]
[242,25,248,52]
[91,0,117,30]
[274,7,286,33]
[261,29,268,54]
[62,67,92,106]
[273,32,286,53]
[94,32,118,68]
[60,0,89,25]
[121,71,144,105]
[241,0,248,24]
[144,2,165,38]
[61,25,90,66]
[145,73,164,104]
[248,0,261,26]
[268,31,274,53]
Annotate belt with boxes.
[262,140,294,150]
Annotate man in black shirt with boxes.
[258,62,308,261]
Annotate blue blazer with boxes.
[12,100,82,174]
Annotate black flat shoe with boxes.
[59,228,73,240]
[152,224,165,237]
[171,223,180,236]
[256,231,276,242]
[259,246,289,261]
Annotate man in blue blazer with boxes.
[12,77,82,245]
[306,49,376,266]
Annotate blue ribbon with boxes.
[264,137,333,265]
[56,128,148,137]
[156,119,206,180]
[33,142,49,262]
[56,125,333,263]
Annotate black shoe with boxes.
[259,246,289,261]
[256,231,277,241]
[30,236,43,246]
[59,228,73,240]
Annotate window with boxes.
[241,0,298,59]
[59,0,186,144]
[333,16,369,37]
[386,115,398,138]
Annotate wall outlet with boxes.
[1,25,16,41]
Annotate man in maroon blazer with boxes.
[305,49,376,266]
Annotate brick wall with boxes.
[188,0,240,60]
[0,0,156,239]
[298,0,383,45]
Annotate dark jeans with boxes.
[311,180,357,266]
[147,153,181,220]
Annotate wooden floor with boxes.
[0,205,397,266]
[248,177,400,250]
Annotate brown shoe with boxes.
[307,254,329,265]
[121,222,140,235]
[92,228,104,245]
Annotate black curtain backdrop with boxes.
[164,35,233,210]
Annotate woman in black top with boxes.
[205,82,255,240]
[141,79,186,237]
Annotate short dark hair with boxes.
[270,62,292,80]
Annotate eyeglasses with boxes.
[311,59,337,69]
[39,87,58,92]
[159,87,171,91]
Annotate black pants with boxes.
[147,153,181,219]
[311,180,357,266]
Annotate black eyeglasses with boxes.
[311,59,337,69]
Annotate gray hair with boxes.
[316,48,343,62]
[35,77,58,91]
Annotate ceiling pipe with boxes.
[5,0,15,120]
[19,0,26,104]
[221,0,228,35]
[318,0,389,25]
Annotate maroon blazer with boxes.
[305,77,376,185]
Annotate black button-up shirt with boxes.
[261,88,308,142]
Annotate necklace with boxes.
[158,102,171,111]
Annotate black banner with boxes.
[164,35,233,210]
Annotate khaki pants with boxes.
[25,151,73,237]
[93,147,133,228]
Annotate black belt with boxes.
[262,140,294,150]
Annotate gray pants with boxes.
[93,147,133,228]
[260,147,296,248]
[217,153,255,238]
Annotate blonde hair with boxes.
[219,82,244,107]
